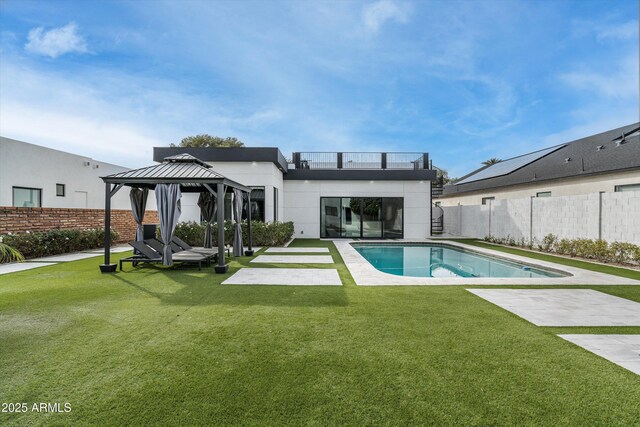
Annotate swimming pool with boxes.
[352,243,565,278]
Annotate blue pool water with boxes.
[353,244,564,278]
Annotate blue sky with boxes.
[0,0,638,177]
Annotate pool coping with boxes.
[332,239,640,286]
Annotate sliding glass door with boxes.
[320,197,403,238]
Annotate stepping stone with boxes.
[251,255,334,264]
[266,247,329,253]
[33,253,102,262]
[222,268,341,285]
[0,262,55,275]
[559,335,640,375]
[467,289,640,326]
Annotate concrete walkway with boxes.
[223,268,341,285]
[251,255,334,264]
[559,334,640,375]
[265,247,330,253]
[0,245,132,275]
[467,289,640,326]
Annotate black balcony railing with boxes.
[292,152,430,170]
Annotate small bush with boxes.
[172,221,294,247]
[2,228,119,260]
[538,234,557,252]
[483,234,639,265]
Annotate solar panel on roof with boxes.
[455,144,566,185]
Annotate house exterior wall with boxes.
[179,161,285,223]
[437,169,640,206]
[0,136,140,210]
[283,180,431,239]
[441,190,640,245]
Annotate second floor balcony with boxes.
[291,152,430,170]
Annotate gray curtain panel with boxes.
[155,183,182,265]
[197,191,217,248]
[232,189,244,256]
[129,187,149,244]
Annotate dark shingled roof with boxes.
[441,123,640,196]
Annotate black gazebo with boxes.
[100,154,253,273]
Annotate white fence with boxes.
[442,191,640,245]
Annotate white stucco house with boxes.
[153,147,437,239]
[0,136,136,210]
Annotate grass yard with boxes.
[1,239,639,425]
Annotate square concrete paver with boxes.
[467,289,640,326]
[265,247,330,253]
[0,262,56,275]
[251,255,334,264]
[559,335,640,375]
[222,268,342,285]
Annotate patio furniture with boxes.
[172,236,224,258]
[119,241,208,271]
[145,238,215,266]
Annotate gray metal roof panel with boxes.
[442,123,640,196]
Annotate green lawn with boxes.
[1,239,639,425]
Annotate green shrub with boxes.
[609,242,638,264]
[2,228,119,260]
[172,221,294,247]
[538,234,557,252]
[484,234,639,265]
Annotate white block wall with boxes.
[283,180,431,239]
[442,190,640,245]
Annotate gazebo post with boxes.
[214,183,228,273]
[245,191,253,256]
[100,183,117,273]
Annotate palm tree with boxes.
[482,157,502,166]
[0,242,24,263]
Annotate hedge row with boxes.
[484,234,640,265]
[1,228,119,261]
[173,221,294,247]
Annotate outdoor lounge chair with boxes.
[144,238,214,266]
[120,241,208,271]
[171,236,222,258]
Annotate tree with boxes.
[482,157,502,166]
[434,166,456,185]
[170,134,245,148]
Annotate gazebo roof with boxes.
[101,154,251,192]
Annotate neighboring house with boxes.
[437,123,640,206]
[0,136,134,210]
[153,147,436,239]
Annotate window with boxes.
[536,191,551,198]
[320,197,403,239]
[13,187,42,207]
[481,197,495,205]
[273,187,278,221]
[241,187,265,222]
[615,184,640,192]
[56,183,65,197]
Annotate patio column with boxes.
[245,191,253,256]
[100,182,116,273]
[215,183,228,273]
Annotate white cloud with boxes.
[25,22,88,58]
[560,55,639,99]
[596,20,639,42]
[362,0,409,33]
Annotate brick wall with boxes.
[0,207,159,243]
